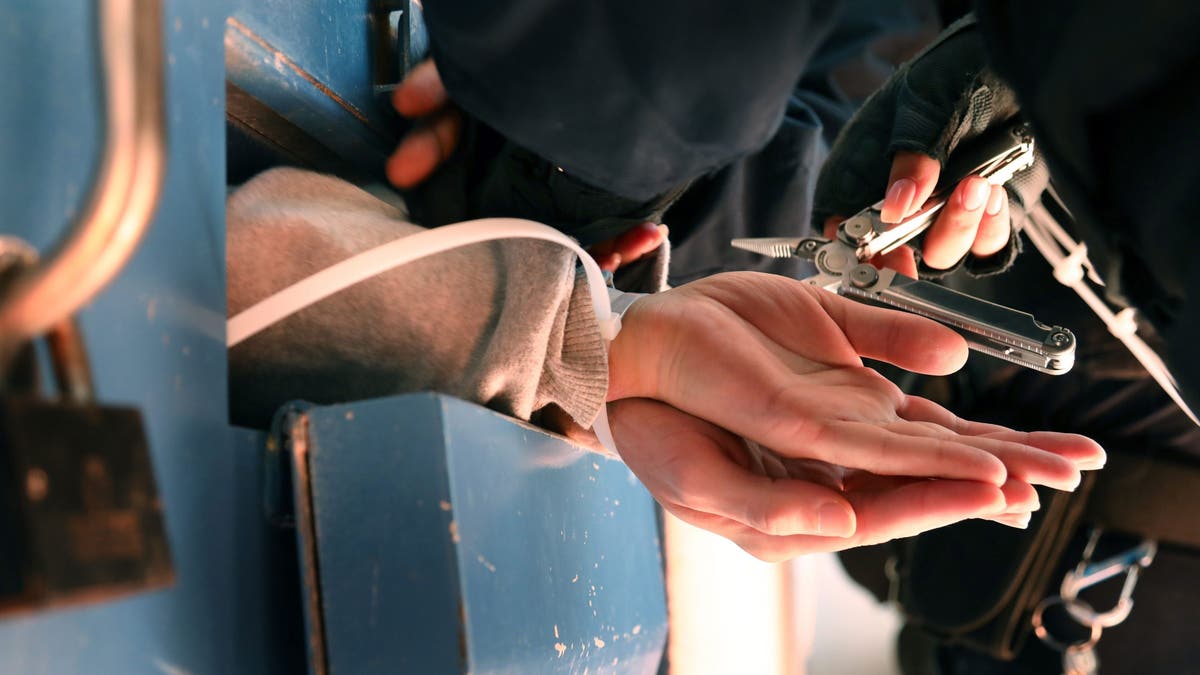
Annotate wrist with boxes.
[605,287,652,402]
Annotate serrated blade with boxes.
[731,237,803,259]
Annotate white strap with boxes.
[1024,205,1199,427]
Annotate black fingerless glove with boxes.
[813,15,1048,278]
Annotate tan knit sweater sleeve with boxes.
[227,167,611,429]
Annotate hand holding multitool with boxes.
[733,121,1075,375]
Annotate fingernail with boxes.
[1078,449,1107,471]
[987,512,1032,529]
[880,178,916,223]
[1005,514,1032,529]
[985,186,1006,215]
[817,502,856,538]
[1008,496,1041,513]
[961,177,991,211]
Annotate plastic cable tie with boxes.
[599,316,622,342]
[1053,244,1088,286]
[1109,307,1138,339]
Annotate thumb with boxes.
[816,290,969,375]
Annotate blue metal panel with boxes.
[295,393,668,675]
[225,0,401,175]
[0,2,304,673]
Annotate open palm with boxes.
[606,272,1104,560]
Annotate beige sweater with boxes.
[227,168,663,429]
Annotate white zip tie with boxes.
[1052,242,1088,286]
[1025,205,1198,426]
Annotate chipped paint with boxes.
[593,637,605,649]
[554,624,559,638]
[225,17,372,125]
[449,521,460,544]
[439,500,452,512]
[632,625,641,635]
[344,410,354,421]
[554,643,567,658]
[571,574,579,583]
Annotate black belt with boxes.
[1086,452,1200,549]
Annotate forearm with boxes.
[227,168,610,428]
[422,0,840,202]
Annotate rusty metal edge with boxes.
[287,410,329,675]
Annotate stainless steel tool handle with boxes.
[837,264,1075,375]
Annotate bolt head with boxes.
[849,264,880,289]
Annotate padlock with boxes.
[0,259,173,616]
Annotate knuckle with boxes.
[745,498,805,537]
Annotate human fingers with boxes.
[759,415,1008,486]
[881,152,941,223]
[608,222,668,264]
[872,244,919,278]
[594,253,622,273]
[972,185,1011,257]
[609,398,857,538]
[976,478,1037,528]
[898,396,1107,470]
[587,240,621,272]
[997,477,1039,513]
[719,479,1007,561]
[880,418,1081,491]
[823,215,919,277]
[921,175,991,269]
[385,108,462,189]
[586,223,667,273]
[391,59,448,117]
[809,287,968,375]
[822,215,840,240]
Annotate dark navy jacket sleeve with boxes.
[422,0,840,202]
